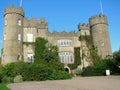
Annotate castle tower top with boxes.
[4,5,24,17]
[78,23,89,31]
[89,14,108,27]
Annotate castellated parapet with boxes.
[4,5,24,17]
[24,18,48,28]
[78,24,89,31]
[49,31,77,37]
[89,14,108,27]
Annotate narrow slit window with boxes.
[18,34,21,40]
[18,19,22,26]
[5,19,7,26]
[4,34,6,40]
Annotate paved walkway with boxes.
[7,76,120,90]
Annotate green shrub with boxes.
[2,61,26,77]
[0,73,2,83]
[1,61,70,81]
[76,69,83,76]
[81,59,120,76]
[81,66,103,76]
[48,70,72,80]
[47,60,64,71]
[2,76,13,83]
[94,59,120,75]
[21,64,52,81]
[14,75,23,83]
[2,63,16,77]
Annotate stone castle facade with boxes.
[2,5,112,67]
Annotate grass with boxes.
[0,83,11,90]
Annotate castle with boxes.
[1,5,112,68]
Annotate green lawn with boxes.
[0,83,11,90]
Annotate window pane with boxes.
[59,52,74,64]
[57,39,72,47]
[4,34,6,40]
[18,34,21,40]
[27,34,33,42]
[27,53,34,63]
[18,19,21,26]
[5,19,7,26]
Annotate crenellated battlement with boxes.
[49,31,77,37]
[4,5,24,17]
[78,23,89,30]
[89,14,108,27]
[23,18,48,29]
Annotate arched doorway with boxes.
[64,66,71,73]
[65,68,69,72]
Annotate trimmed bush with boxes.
[1,61,71,81]
[21,64,53,81]
[76,69,83,76]
[2,61,26,77]
[2,76,13,83]
[81,66,103,76]
[14,75,23,83]
[81,59,120,76]
[48,70,72,80]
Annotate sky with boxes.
[0,0,120,55]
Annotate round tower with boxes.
[89,14,112,58]
[2,5,24,64]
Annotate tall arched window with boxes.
[18,19,22,26]
[59,52,74,64]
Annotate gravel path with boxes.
[7,76,120,90]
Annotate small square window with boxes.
[27,34,33,42]
[27,53,34,63]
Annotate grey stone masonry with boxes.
[89,14,112,58]
[2,5,112,66]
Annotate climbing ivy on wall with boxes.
[34,37,48,63]
[68,47,81,69]
[79,35,92,47]
[23,42,35,46]
[79,33,101,65]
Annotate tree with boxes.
[113,49,120,64]
[44,44,59,62]
[34,37,59,63]
[34,37,48,63]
